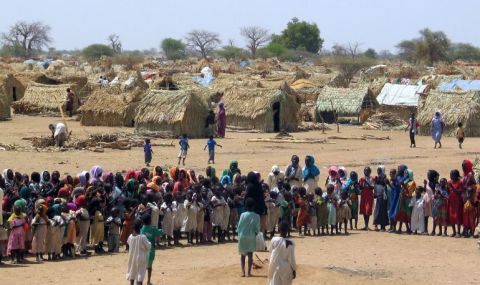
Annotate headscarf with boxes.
[218,102,224,110]
[462,159,473,177]
[14,198,27,212]
[67,202,77,211]
[89,165,103,183]
[77,171,88,186]
[329,166,338,178]
[338,166,347,180]
[52,204,62,215]
[220,170,232,186]
[147,180,160,192]
[57,186,70,199]
[102,172,113,184]
[228,160,241,178]
[303,155,320,179]
[124,170,136,182]
[404,169,414,183]
[271,165,280,174]
[72,176,80,187]
[206,166,216,180]
[285,155,300,177]
[341,171,358,192]
[188,170,197,184]
[75,195,86,207]
[377,165,386,175]
[169,167,179,181]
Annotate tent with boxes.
[438,80,480,92]
[376,83,429,120]
[316,86,378,123]
[417,90,480,137]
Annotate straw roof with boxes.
[418,90,480,137]
[78,88,143,127]
[220,82,300,132]
[135,88,210,138]
[11,82,75,116]
[316,86,378,116]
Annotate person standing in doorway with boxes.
[217,102,226,138]
[405,113,419,148]
[65,88,75,117]
[431,112,444,149]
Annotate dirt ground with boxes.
[0,115,479,285]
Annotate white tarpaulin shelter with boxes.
[376,83,428,107]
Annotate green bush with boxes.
[82,44,114,61]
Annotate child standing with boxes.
[7,205,26,264]
[204,136,222,164]
[463,188,477,237]
[266,191,280,239]
[178,134,190,166]
[307,194,317,235]
[279,192,293,237]
[410,187,425,234]
[342,171,360,230]
[431,178,449,236]
[337,191,351,235]
[31,204,48,262]
[456,122,465,149]
[140,214,164,285]
[160,193,175,246]
[295,188,310,236]
[106,208,122,253]
[359,167,375,231]
[325,185,337,235]
[315,188,328,235]
[183,190,199,245]
[126,219,151,285]
[144,138,153,167]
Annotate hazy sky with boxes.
[1,0,479,53]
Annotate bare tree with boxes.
[240,26,270,58]
[185,30,220,59]
[346,42,362,59]
[1,21,52,57]
[107,34,122,53]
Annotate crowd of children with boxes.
[0,156,479,281]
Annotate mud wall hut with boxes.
[316,86,378,123]
[0,74,26,104]
[0,87,9,120]
[376,83,429,120]
[417,90,480,137]
[220,82,300,132]
[135,89,210,138]
[11,82,79,116]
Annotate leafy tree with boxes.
[82,44,114,61]
[0,43,27,57]
[185,30,220,59]
[113,51,144,70]
[396,28,450,65]
[107,34,122,53]
[272,17,323,53]
[265,42,288,57]
[448,43,480,62]
[1,21,52,57]
[364,48,377,59]
[333,56,374,87]
[161,38,186,60]
[240,26,270,58]
[216,46,246,61]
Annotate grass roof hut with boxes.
[135,88,210,138]
[11,82,78,116]
[316,86,378,124]
[417,90,480,137]
[376,83,429,120]
[221,82,300,132]
[78,88,143,127]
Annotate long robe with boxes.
[410,195,425,232]
[373,183,388,226]
[388,178,401,221]
[125,234,151,282]
[267,237,296,285]
[359,177,374,216]
[448,180,463,226]
[217,107,226,138]
[237,211,260,254]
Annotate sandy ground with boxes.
[0,115,479,285]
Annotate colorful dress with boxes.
[432,190,449,226]
[342,180,359,219]
[315,196,328,227]
[7,216,26,255]
[325,194,337,226]
[462,199,477,230]
[396,181,415,223]
[448,180,464,226]
[359,177,374,216]
[295,196,310,227]
[140,225,163,268]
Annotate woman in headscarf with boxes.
[267,165,285,190]
[462,159,476,189]
[102,172,114,186]
[431,111,444,149]
[244,172,266,233]
[3,169,15,194]
[302,155,320,195]
[220,170,232,186]
[206,166,217,182]
[359,166,375,231]
[29,172,42,198]
[217,102,226,138]
[338,167,348,185]
[326,166,342,194]
[227,160,241,179]
[388,166,404,232]
[285,155,303,188]
[89,165,103,184]
[341,171,360,230]
[373,166,389,231]
[448,169,464,237]
[77,171,89,188]
[397,168,415,234]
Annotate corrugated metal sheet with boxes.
[438,80,480,92]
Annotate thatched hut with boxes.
[0,74,26,104]
[220,82,300,132]
[376,83,429,120]
[0,88,10,120]
[11,82,78,116]
[316,86,378,123]
[135,89,210,138]
[417,90,480,137]
[78,88,142,127]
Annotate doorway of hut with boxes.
[12,87,17,101]
[272,101,280,132]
